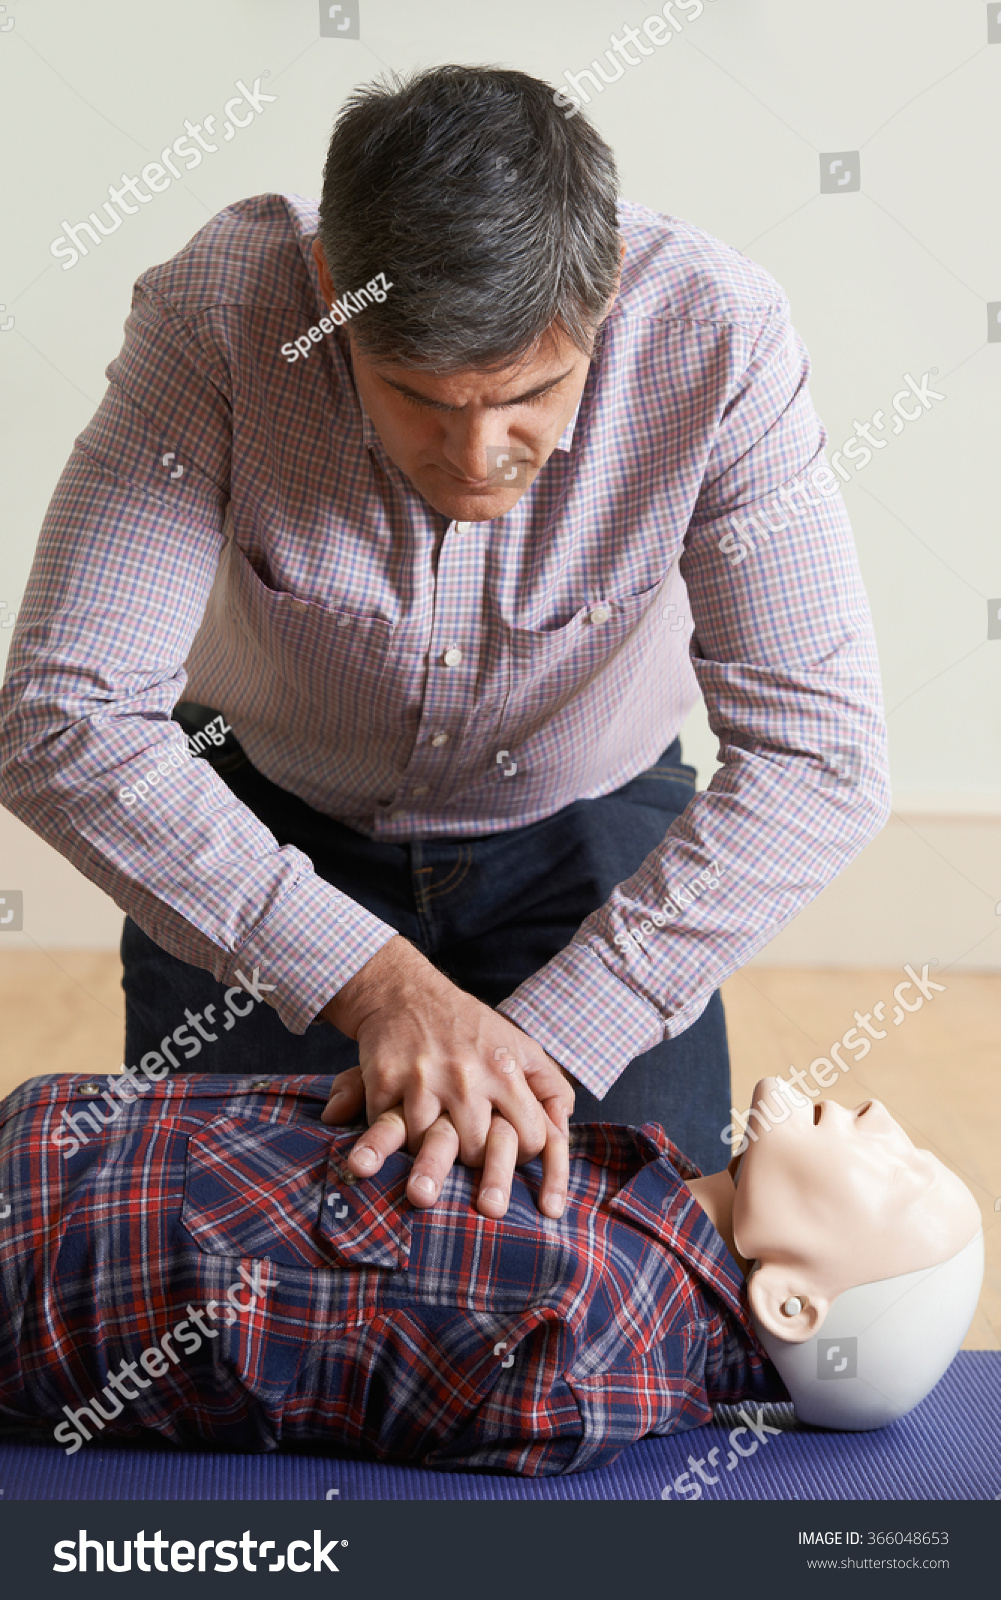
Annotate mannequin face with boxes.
[733,1077,981,1344]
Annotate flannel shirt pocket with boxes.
[180,1113,411,1271]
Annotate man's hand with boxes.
[319,936,575,1219]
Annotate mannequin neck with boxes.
[683,1163,753,1279]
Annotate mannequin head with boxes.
[729,1078,983,1428]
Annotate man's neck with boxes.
[683,1165,753,1279]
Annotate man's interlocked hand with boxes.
[319,936,575,1220]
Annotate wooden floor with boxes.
[1,952,997,1349]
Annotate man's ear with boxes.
[311,237,336,305]
[746,1262,829,1345]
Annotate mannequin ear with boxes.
[747,1262,829,1344]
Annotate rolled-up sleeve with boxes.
[497,297,891,1094]
[0,281,397,1032]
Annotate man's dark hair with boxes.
[317,64,621,371]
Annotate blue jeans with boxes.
[122,719,731,1173]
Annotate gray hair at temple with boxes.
[316,64,622,371]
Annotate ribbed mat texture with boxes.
[1,1352,997,1500]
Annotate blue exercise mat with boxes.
[1,1351,997,1500]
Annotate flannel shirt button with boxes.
[589,602,612,625]
[431,732,448,747]
[77,1082,103,1097]
[250,1079,271,1090]
[442,646,463,666]
[454,521,473,533]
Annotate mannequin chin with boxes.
[684,1079,984,1430]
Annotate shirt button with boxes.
[412,784,429,797]
[431,732,449,747]
[455,521,473,533]
[442,646,463,666]
[77,1081,104,1097]
[336,615,351,628]
[589,602,612,625]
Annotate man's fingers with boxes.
[489,1044,575,1162]
[320,1064,366,1125]
[399,1081,444,1158]
[475,1116,521,1220]
[346,1103,408,1178]
[521,1051,575,1124]
[483,1048,552,1160]
[537,1099,570,1220]
[406,1112,461,1208]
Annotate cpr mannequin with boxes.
[685,1077,984,1430]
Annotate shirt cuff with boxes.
[495,941,671,1099]
[221,868,399,1035]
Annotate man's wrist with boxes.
[320,934,431,1037]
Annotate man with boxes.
[0,65,890,1212]
[0,1073,979,1475]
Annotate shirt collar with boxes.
[606,1124,763,1347]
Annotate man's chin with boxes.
[416,470,532,523]
[421,490,521,522]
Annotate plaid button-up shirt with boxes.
[0,193,889,1096]
[0,1074,786,1476]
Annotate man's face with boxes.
[311,238,617,522]
[732,1077,980,1295]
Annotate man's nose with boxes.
[441,414,509,481]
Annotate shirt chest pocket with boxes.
[499,573,679,723]
[224,540,396,743]
[179,1114,412,1272]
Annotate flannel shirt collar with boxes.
[606,1122,760,1345]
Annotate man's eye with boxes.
[499,392,542,409]
[401,393,449,411]
[400,391,550,412]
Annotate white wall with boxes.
[1,0,999,963]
